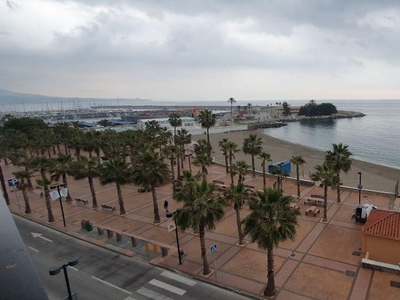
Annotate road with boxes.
[14,215,252,300]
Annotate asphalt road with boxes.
[14,215,252,300]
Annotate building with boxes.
[361,209,400,266]
[136,117,196,129]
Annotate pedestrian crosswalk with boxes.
[128,270,197,300]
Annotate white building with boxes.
[136,117,196,129]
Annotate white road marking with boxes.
[31,232,53,242]
[160,271,197,286]
[68,266,79,271]
[148,279,186,295]
[137,287,174,300]
[28,246,39,252]
[124,297,137,300]
[91,276,132,295]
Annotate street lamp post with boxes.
[358,172,362,205]
[166,208,183,265]
[50,183,68,227]
[49,258,79,300]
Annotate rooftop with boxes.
[362,209,400,240]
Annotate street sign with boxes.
[210,243,218,255]
[167,220,176,232]
[59,188,68,198]
[50,190,60,201]
[7,178,19,191]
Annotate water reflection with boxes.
[299,119,336,129]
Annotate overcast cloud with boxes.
[1,0,400,101]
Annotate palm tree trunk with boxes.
[336,172,341,203]
[202,166,207,182]
[0,162,10,205]
[235,206,244,245]
[88,177,98,208]
[262,164,266,189]
[296,165,301,197]
[22,188,31,214]
[224,155,229,173]
[170,159,175,180]
[251,154,255,177]
[229,156,234,184]
[62,174,72,201]
[323,185,328,222]
[41,169,55,222]
[264,249,276,297]
[199,222,210,275]
[151,183,161,223]
[206,128,210,143]
[25,166,33,190]
[47,149,52,158]
[177,155,181,178]
[116,183,126,215]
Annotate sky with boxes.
[1,0,400,101]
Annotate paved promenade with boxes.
[5,160,400,299]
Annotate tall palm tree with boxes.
[232,160,250,184]
[242,188,300,297]
[193,154,213,182]
[163,145,179,180]
[271,165,289,190]
[193,139,212,157]
[50,153,74,201]
[174,180,225,275]
[133,152,171,224]
[290,156,306,198]
[227,141,240,184]
[28,156,55,222]
[198,109,216,144]
[176,129,191,168]
[218,138,230,174]
[311,162,337,222]
[243,134,263,177]
[326,143,352,203]
[258,152,272,189]
[98,157,132,215]
[227,97,236,121]
[70,157,100,208]
[13,170,33,214]
[224,183,251,245]
[168,113,182,142]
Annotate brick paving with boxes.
[5,159,400,299]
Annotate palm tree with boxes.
[13,170,33,214]
[163,145,179,180]
[243,134,263,177]
[310,162,337,222]
[218,138,230,174]
[227,97,236,121]
[290,156,306,198]
[193,139,212,157]
[50,153,74,201]
[242,188,300,297]
[325,143,352,203]
[224,183,251,245]
[227,141,240,184]
[98,157,132,215]
[70,157,100,208]
[168,113,182,142]
[133,152,171,224]
[193,154,213,182]
[232,160,250,184]
[258,152,272,189]
[271,165,289,190]
[174,180,225,275]
[198,109,216,144]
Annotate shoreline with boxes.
[202,130,399,193]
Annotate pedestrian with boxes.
[164,200,169,212]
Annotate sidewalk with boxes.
[6,162,399,299]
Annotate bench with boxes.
[244,185,255,189]
[305,206,320,216]
[75,198,88,205]
[290,202,300,210]
[310,194,324,199]
[138,188,152,193]
[212,180,225,185]
[304,198,324,207]
[101,204,116,212]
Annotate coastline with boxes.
[202,130,399,193]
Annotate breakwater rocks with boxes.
[247,110,365,130]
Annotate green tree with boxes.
[258,152,272,189]
[193,154,213,182]
[3,117,48,134]
[97,119,112,127]
[290,156,306,198]
[232,160,250,184]
[227,97,236,121]
[70,157,100,208]
[310,162,337,222]
[242,188,300,297]
[282,102,291,116]
[198,109,216,144]
[270,165,289,190]
[325,143,352,203]
[227,141,240,184]
[98,157,132,215]
[218,138,230,174]
[243,134,263,177]
[50,153,74,201]
[193,139,212,157]
[13,170,33,214]
[168,113,182,142]
[174,180,225,275]
[133,152,171,223]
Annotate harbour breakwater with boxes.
[247,110,365,130]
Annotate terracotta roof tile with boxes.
[362,209,400,241]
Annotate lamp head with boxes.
[68,258,79,266]
[49,266,62,276]
[166,212,173,218]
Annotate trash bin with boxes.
[87,221,93,232]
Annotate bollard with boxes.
[131,237,138,247]
[161,247,169,257]
[97,227,104,235]
[116,233,122,242]
[107,229,114,238]
[153,245,160,254]
[145,242,152,251]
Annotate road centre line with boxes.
[28,246,39,252]
[160,271,197,286]
[148,279,186,295]
[91,276,132,295]
[137,287,174,300]
[68,266,79,271]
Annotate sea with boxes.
[263,100,400,170]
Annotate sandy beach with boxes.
[199,130,400,193]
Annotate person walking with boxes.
[164,200,169,212]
